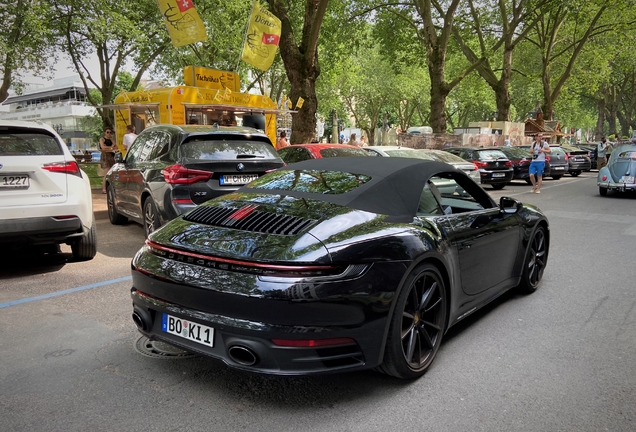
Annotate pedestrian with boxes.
[358,135,368,147]
[349,133,359,147]
[123,124,137,151]
[529,133,551,194]
[596,136,611,171]
[505,137,511,147]
[99,128,117,194]
[276,130,290,150]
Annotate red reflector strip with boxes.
[228,204,258,220]
[52,215,78,220]
[271,338,355,347]
[145,240,338,272]
[173,199,194,204]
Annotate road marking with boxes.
[0,276,133,309]
[490,177,589,198]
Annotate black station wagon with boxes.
[105,124,285,237]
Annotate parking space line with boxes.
[0,276,133,309]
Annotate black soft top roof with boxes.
[240,156,465,219]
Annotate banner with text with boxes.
[157,0,208,47]
[241,1,281,71]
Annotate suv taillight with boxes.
[42,161,81,177]
[162,165,213,184]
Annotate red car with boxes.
[277,143,370,164]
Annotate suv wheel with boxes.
[72,221,97,261]
[143,197,161,238]
[107,185,127,225]
[491,183,506,190]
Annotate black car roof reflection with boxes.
[239,157,468,220]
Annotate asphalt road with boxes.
[1,172,634,432]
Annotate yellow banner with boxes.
[157,0,207,48]
[183,66,240,91]
[241,1,281,71]
[295,97,304,109]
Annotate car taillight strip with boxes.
[146,240,341,277]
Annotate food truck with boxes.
[105,66,290,153]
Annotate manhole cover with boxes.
[133,335,198,359]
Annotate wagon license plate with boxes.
[0,174,29,188]
[619,176,634,184]
[220,174,258,185]
[552,166,565,170]
[162,313,214,347]
[492,172,506,177]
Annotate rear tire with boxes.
[107,185,127,225]
[491,183,506,190]
[143,197,161,238]
[551,175,562,180]
[599,186,608,196]
[518,226,547,294]
[72,221,97,261]
[378,263,447,379]
[570,171,581,177]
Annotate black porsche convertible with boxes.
[130,157,549,379]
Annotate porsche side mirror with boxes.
[500,196,521,214]
[114,152,123,163]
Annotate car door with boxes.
[428,173,522,295]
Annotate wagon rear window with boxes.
[249,169,372,194]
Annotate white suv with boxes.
[0,120,96,260]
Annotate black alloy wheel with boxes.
[491,183,506,190]
[379,263,447,379]
[518,226,547,294]
[107,185,127,225]
[143,197,161,238]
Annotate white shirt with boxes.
[123,132,137,150]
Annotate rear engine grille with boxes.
[183,205,316,235]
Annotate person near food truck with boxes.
[276,131,290,150]
[123,124,137,151]
[99,128,117,194]
[597,136,611,171]
[529,133,551,194]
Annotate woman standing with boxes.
[276,131,290,150]
[99,128,117,193]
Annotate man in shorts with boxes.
[529,134,551,193]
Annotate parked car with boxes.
[575,143,598,170]
[363,146,481,182]
[545,146,569,179]
[597,143,636,196]
[277,143,369,164]
[130,157,549,379]
[0,120,96,260]
[497,146,553,183]
[559,144,591,176]
[105,124,285,238]
[443,147,513,189]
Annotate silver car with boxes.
[364,146,481,182]
[597,143,636,196]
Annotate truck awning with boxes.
[99,103,161,109]
[182,103,297,115]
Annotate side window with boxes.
[417,182,444,216]
[283,147,311,164]
[429,174,492,214]
[147,131,171,160]
[137,131,160,162]
[125,133,147,165]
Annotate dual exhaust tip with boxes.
[132,309,259,366]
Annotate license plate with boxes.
[0,174,29,188]
[162,313,214,347]
[220,174,259,185]
[492,172,506,177]
[619,176,634,184]
[553,166,565,170]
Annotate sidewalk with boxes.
[92,189,109,220]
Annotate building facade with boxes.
[0,76,97,151]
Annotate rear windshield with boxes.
[500,148,529,159]
[550,147,566,156]
[425,151,469,164]
[475,150,507,160]
[249,169,372,194]
[179,138,279,161]
[617,150,636,159]
[319,147,369,158]
[0,129,63,156]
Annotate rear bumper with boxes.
[598,181,636,191]
[480,169,513,184]
[0,216,83,245]
[568,161,591,171]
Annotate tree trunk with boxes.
[428,53,450,133]
[595,98,605,140]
